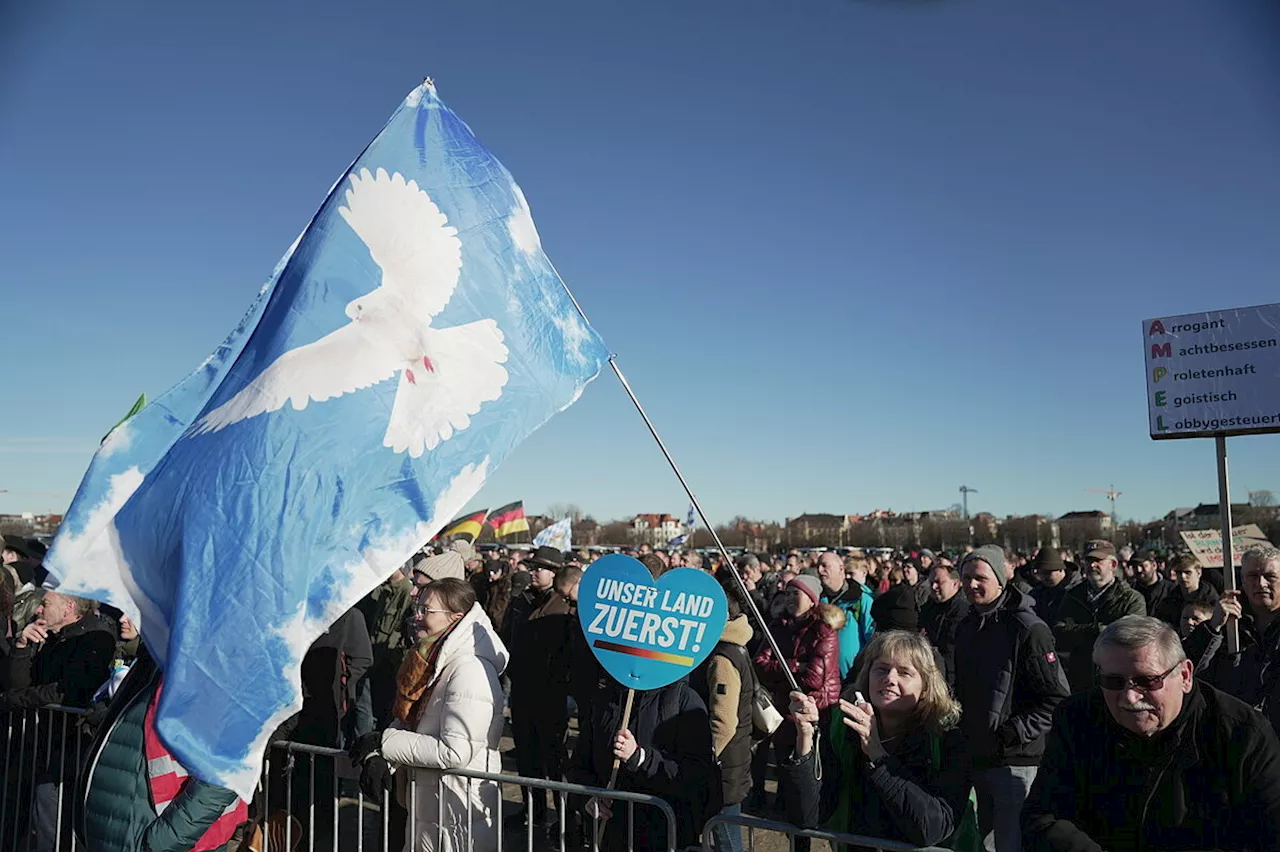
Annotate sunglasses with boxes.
[1099,663,1180,692]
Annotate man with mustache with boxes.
[1023,615,1280,851]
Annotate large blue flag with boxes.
[45,81,608,796]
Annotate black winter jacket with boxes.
[1132,577,1176,626]
[504,588,575,705]
[780,722,970,848]
[1,613,115,709]
[953,587,1070,770]
[290,608,372,747]
[1033,573,1081,628]
[1051,580,1146,693]
[571,679,719,851]
[1023,682,1280,852]
[1184,612,1280,733]
[920,593,969,687]
[1155,583,1219,629]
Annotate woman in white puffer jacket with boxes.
[364,577,509,852]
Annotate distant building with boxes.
[1057,510,1112,551]
[785,513,847,546]
[1180,502,1254,532]
[631,513,684,547]
[1058,510,1114,533]
[0,513,63,537]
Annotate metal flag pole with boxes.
[544,258,800,693]
[605,358,800,693]
[1215,433,1240,654]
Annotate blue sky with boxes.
[3,0,1279,526]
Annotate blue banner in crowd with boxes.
[45,81,608,796]
[578,555,727,691]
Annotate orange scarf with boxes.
[394,632,448,728]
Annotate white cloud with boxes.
[45,467,160,636]
[507,183,541,256]
[430,457,492,534]
[99,421,131,458]
[551,303,593,367]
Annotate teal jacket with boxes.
[77,650,243,852]
[821,582,875,680]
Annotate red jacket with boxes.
[754,605,843,713]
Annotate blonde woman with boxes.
[783,631,972,849]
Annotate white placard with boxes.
[1144,303,1280,439]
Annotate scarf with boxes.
[145,678,247,851]
[394,631,449,728]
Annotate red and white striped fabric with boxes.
[144,679,249,852]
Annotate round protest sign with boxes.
[578,554,728,691]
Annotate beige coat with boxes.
[379,604,508,852]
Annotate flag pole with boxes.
[602,358,798,692]
[545,257,799,693]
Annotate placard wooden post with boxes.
[594,687,636,846]
[1215,433,1240,654]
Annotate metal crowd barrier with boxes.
[701,814,952,852]
[1,704,90,852]
[265,740,678,852]
[1,708,961,852]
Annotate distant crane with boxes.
[1088,486,1123,532]
[959,485,978,520]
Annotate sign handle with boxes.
[606,687,636,789]
[593,687,636,847]
[1215,433,1240,654]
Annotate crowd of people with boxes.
[4,530,1280,851]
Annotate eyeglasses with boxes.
[413,606,453,616]
[1099,663,1180,692]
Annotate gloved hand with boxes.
[359,755,395,803]
[348,731,382,765]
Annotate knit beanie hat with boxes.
[870,583,919,632]
[414,550,465,582]
[449,540,477,562]
[789,575,822,605]
[961,545,1008,587]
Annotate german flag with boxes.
[488,501,530,539]
[438,509,488,542]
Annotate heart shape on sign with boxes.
[577,555,729,692]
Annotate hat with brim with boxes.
[528,546,564,571]
[1083,540,1117,562]
[1031,547,1066,575]
[2,535,35,561]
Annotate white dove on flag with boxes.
[194,167,510,457]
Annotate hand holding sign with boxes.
[578,554,728,843]
[578,555,728,690]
